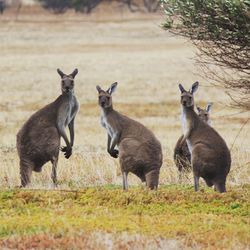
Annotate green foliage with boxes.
[36,0,161,14]
[162,0,249,46]
[37,0,72,14]
[71,0,102,13]
[36,0,103,14]
[162,0,250,109]
[0,186,249,248]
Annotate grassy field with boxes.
[0,8,249,249]
[0,186,249,249]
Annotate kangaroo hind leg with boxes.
[145,169,159,190]
[20,160,32,187]
[194,175,200,192]
[122,172,128,191]
[214,179,226,193]
[51,155,59,187]
[204,178,213,187]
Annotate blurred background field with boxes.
[0,2,249,189]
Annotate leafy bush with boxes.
[162,0,250,110]
[37,0,161,14]
[37,0,71,14]
[71,0,102,13]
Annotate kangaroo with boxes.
[16,69,79,187]
[178,82,231,192]
[196,103,213,126]
[174,103,213,176]
[96,82,163,190]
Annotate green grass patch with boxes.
[0,185,249,248]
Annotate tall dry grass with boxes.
[0,12,249,189]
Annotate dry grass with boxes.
[0,231,182,250]
[0,12,249,189]
[0,10,249,250]
[0,187,249,249]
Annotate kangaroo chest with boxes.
[181,110,192,153]
[181,112,189,135]
[65,98,78,126]
[101,115,116,138]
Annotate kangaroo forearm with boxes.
[57,118,71,148]
[180,131,191,148]
[110,133,120,151]
[108,134,119,159]
[107,134,111,152]
[69,123,74,147]
[110,140,117,151]
[70,132,74,147]
[59,129,71,148]
[63,134,71,148]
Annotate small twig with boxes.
[218,110,250,118]
[230,117,250,151]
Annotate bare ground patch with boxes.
[0,232,183,250]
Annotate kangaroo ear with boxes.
[107,82,118,95]
[190,81,199,94]
[179,84,186,93]
[57,68,65,78]
[70,68,78,78]
[206,102,213,113]
[196,105,201,113]
[96,85,102,93]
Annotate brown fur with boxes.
[174,103,213,177]
[174,135,191,174]
[17,69,79,187]
[96,82,162,190]
[178,82,231,193]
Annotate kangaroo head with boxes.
[196,103,213,123]
[57,68,78,94]
[179,81,199,108]
[96,82,118,108]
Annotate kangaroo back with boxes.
[96,82,162,190]
[178,82,231,193]
[174,103,214,176]
[17,68,79,187]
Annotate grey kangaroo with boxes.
[174,103,213,176]
[17,68,79,187]
[96,82,163,190]
[178,82,231,192]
